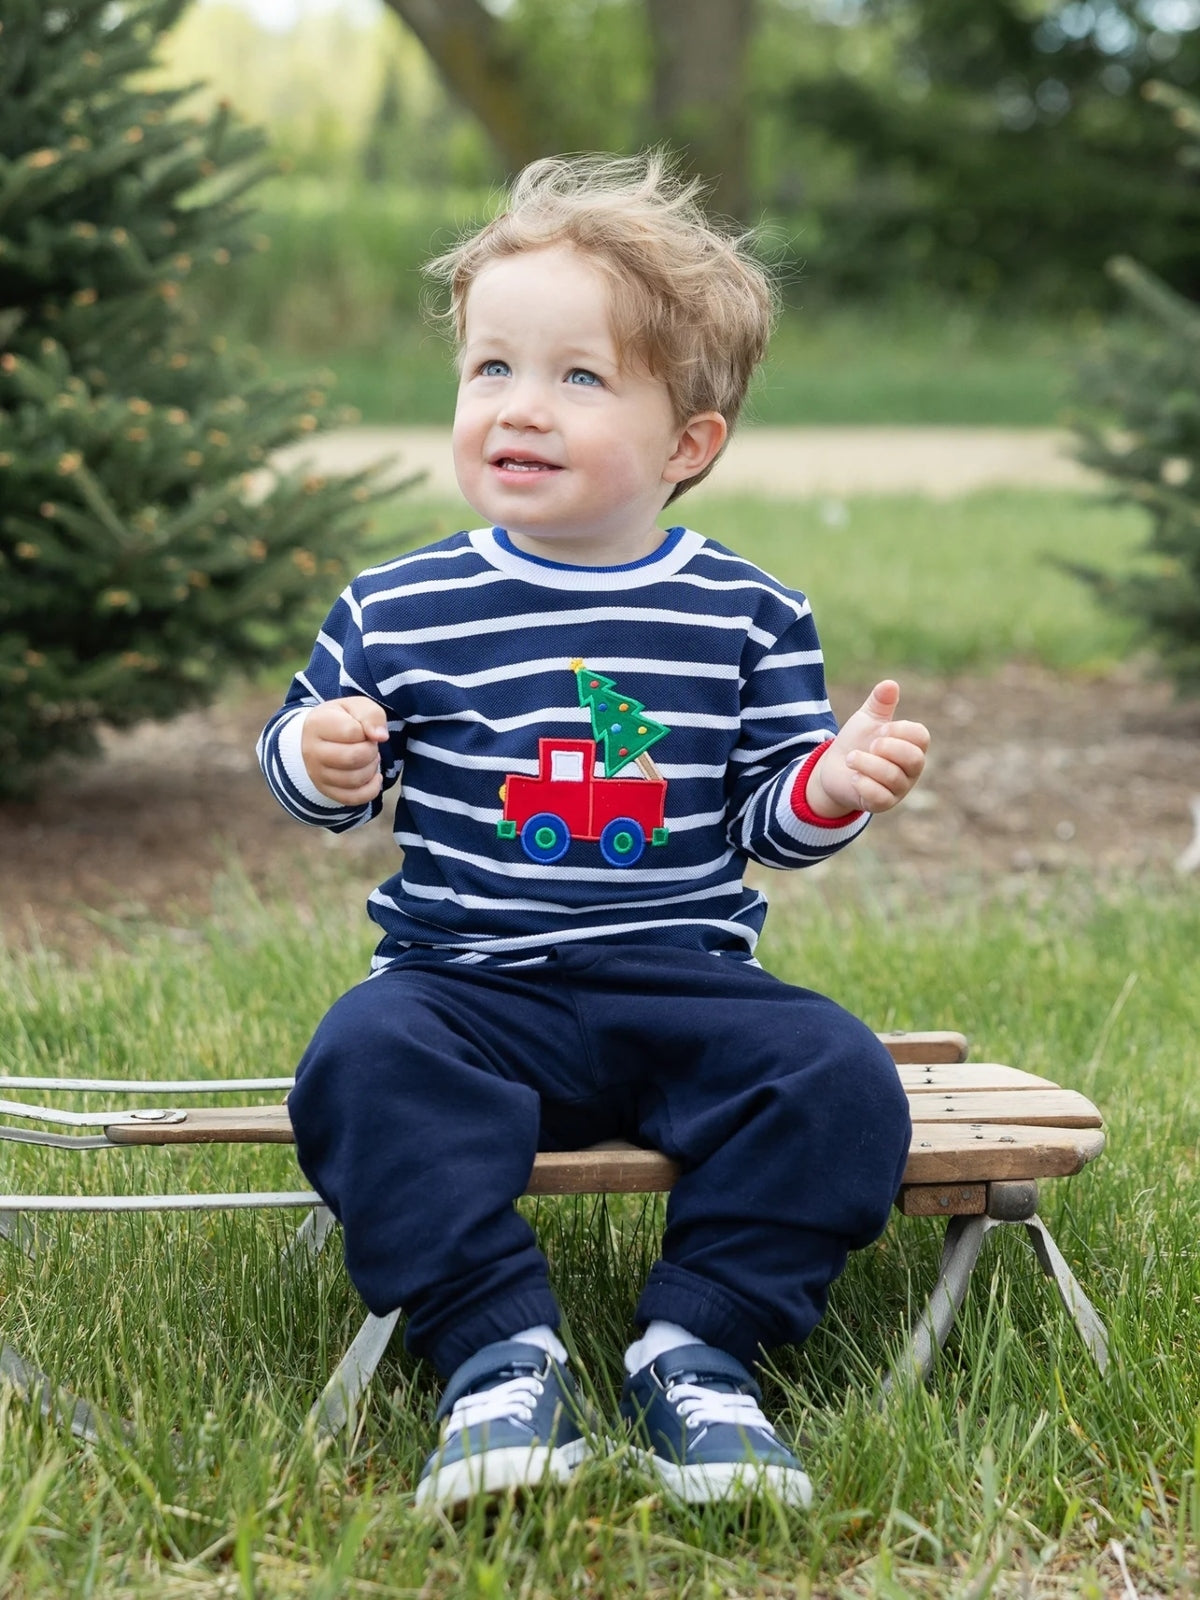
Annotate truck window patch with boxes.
[550,749,585,782]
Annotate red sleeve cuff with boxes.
[789,739,865,829]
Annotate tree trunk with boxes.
[380,0,550,174]
[383,0,757,220]
[645,0,757,220]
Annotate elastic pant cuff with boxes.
[635,1263,813,1369]
[414,1290,563,1379]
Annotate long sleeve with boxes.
[256,580,405,834]
[725,609,868,869]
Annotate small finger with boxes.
[321,772,383,805]
[865,735,927,777]
[847,750,911,793]
[878,719,930,752]
[854,775,901,813]
[318,742,383,776]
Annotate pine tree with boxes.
[572,661,669,778]
[0,0,401,793]
[1071,84,1200,691]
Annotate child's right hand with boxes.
[300,696,389,805]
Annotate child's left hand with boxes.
[806,680,930,818]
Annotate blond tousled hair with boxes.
[424,152,778,500]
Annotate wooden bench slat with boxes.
[100,1102,1105,1191]
[900,1064,1062,1092]
[105,1106,294,1144]
[101,1082,1101,1145]
[878,1031,968,1064]
[526,1149,680,1195]
[908,1089,1101,1128]
[903,1123,1104,1184]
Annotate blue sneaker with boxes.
[620,1343,812,1507]
[415,1340,590,1510]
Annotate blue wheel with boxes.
[599,817,646,867]
[521,812,570,864]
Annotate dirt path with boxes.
[272,425,1098,502]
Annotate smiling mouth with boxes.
[492,457,561,472]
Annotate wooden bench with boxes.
[0,1030,1107,1440]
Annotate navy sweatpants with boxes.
[288,944,911,1377]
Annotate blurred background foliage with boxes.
[153,0,1200,426]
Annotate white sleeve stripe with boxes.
[755,649,825,670]
[739,699,831,720]
[275,708,345,810]
[728,730,828,763]
[359,541,477,578]
[773,773,870,849]
[362,569,510,606]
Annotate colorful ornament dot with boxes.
[618,747,628,757]
[619,702,628,711]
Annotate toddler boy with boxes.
[258,153,929,1511]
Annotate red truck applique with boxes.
[498,737,669,866]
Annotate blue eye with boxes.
[567,368,602,387]
[479,359,510,378]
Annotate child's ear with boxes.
[664,412,727,485]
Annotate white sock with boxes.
[509,1324,569,1364]
[623,1320,702,1375]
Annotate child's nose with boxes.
[497,378,552,430]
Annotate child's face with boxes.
[452,244,720,566]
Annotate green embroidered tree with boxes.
[571,660,669,778]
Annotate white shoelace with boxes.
[666,1381,777,1435]
[443,1373,545,1438]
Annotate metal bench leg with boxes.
[0,1211,37,1259]
[309,1309,403,1439]
[0,1344,121,1443]
[1023,1214,1110,1373]
[280,1204,337,1275]
[882,1213,992,1395]
[882,1207,1109,1397]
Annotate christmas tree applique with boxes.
[495,662,671,866]
[572,660,669,781]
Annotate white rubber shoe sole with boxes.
[633,1449,813,1508]
[415,1436,591,1511]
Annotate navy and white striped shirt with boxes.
[258,525,867,969]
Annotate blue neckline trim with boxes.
[493,526,686,572]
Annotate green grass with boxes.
[1,874,1198,1595]
[379,489,1148,679]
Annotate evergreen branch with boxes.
[1106,256,1200,344]
[70,466,139,550]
